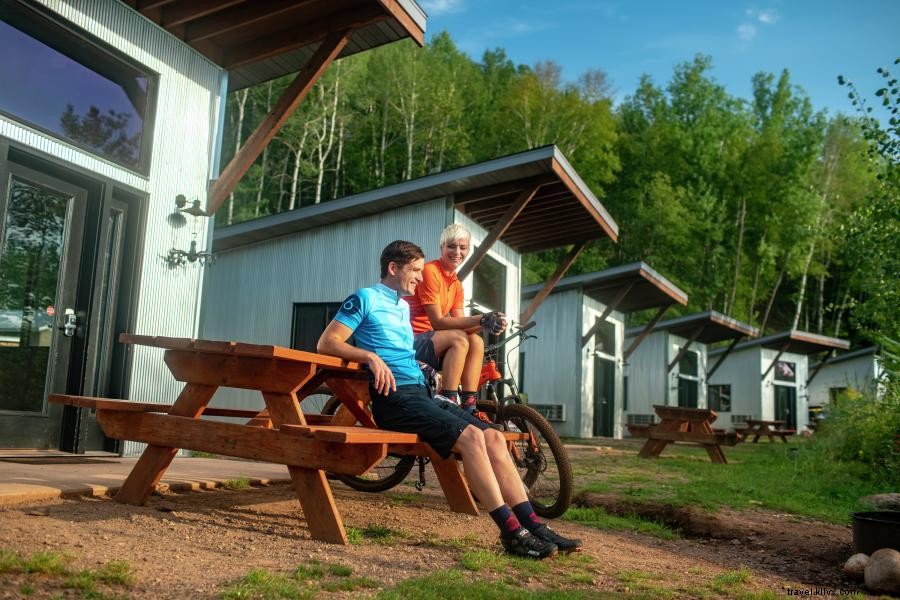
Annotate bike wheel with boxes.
[480,400,574,518]
[321,396,416,493]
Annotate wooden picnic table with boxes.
[49,334,523,545]
[629,405,740,464]
[742,419,794,443]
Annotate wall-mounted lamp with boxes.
[164,194,215,268]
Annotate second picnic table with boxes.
[49,334,525,545]
[628,405,740,464]
[742,419,794,443]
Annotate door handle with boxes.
[59,308,77,337]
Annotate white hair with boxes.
[439,223,471,247]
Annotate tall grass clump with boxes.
[807,337,900,489]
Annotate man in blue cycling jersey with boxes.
[317,240,581,559]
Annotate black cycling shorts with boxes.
[413,330,441,370]
[369,383,489,459]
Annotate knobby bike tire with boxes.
[479,400,574,518]
[321,396,416,493]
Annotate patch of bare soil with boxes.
[0,478,872,599]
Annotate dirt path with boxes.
[0,478,871,599]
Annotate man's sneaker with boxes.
[500,528,558,559]
[529,523,583,553]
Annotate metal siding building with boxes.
[807,348,883,407]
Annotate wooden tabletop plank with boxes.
[49,394,266,419]
[280,424,420,444]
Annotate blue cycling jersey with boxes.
[333,283,425,386]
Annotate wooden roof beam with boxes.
[667,325,707,372]
[551,157,617,242]
[520,242,586,324]
[465,190,573,219]
[706,336,742,379]
[623,305,672,361]
[224,5,385,69]
[457,185,540,282]
[806,349,835,385]
[581,281,635,347]
[184,0,312,42]
[455,175,558,206]
[761,343,792,380]
[207,30,351,215]
[161,0,246,28]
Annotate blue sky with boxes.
[418,0,899,117]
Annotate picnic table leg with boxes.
[115,383,217,505]
[426,448,478,515]
[637,419,682,459]
[288,467,348,544]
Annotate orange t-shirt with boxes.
[405,259,464,334]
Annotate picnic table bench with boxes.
[742,419,795,443]
[49,334,527,545]
[627,405,740,464]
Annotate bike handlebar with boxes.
[484,321,537,353]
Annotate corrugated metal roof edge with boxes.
[809,345,880,369]
[552,147,619,238]
[708,330,851,356]
[522,261,687,305]
[624,310,758,339]
[214,145,563,251]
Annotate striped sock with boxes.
[512,501,542,530]
[489,505,521,535]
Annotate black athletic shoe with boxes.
[529,523,583,553]
[501,528,558,559]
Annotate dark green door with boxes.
[774,385,797,430]
[593,356,615,437]
[0,155,126,452]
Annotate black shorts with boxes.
[369,384,489,459]
[413,331,441,370]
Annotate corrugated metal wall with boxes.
[708,348,761,425]
[200,199,448,410]
[807,355,880,406]
[519,290,581,438]
[5,1,225,455]
[663,333,709,409]
[624,331,667,419]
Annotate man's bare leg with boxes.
[452,426,505,510]
[430,330,468,390]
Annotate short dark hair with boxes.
[380,240,424,278]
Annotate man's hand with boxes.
[480,311,508,335]
[366,352,396,395]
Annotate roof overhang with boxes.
[710,330,850,357]
[626,311,759,344]
[213,145,618,253]
[810,345,879,369]
[522,262,687,313]
[119,0,426,91]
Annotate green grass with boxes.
[374,569,595,600]
[386,491,422,504]
[222,476,252,491]
[419,532,481,549]
[222,561,376,599]
[564,506,679,540]
[568,439,890,523]
[346,524,404,545]
[0,549,133,599]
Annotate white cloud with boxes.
[737,23,757,41]
[745,8,780,24]
[420,0,465,17]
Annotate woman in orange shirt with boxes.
[405,224,507,414]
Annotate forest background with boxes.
[217,33,899,346]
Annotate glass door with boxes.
[774,385,797,430]
[0,164,87,449]
[593,356,615,437]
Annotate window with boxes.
[291,303,343,352]
[677,348,699,408]
[532,404,564,422]
[708,384,732,412]
[595,319,616,355]
[472,253,506,313]
[678,349,699,377]
[774,360,796,382]
[0,3,157,173]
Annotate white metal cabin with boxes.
[0,0,426,454]
[520,262,687,439]
[807,346,884,409]
[707,330,850,432]
[201,146,619,414]
[624,312,758,432]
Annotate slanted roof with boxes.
[120,0,426,91]
[810,346,879,369]
[213,145,619,253]
[709,330,850,357]
[625,311,758,344]
[521,262,687,313]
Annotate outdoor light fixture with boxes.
[164,194,215,268]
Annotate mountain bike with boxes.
[320,321,574,518]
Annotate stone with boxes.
[865,548,900,594]
[843,553,868,580]
[859,493,900,511]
